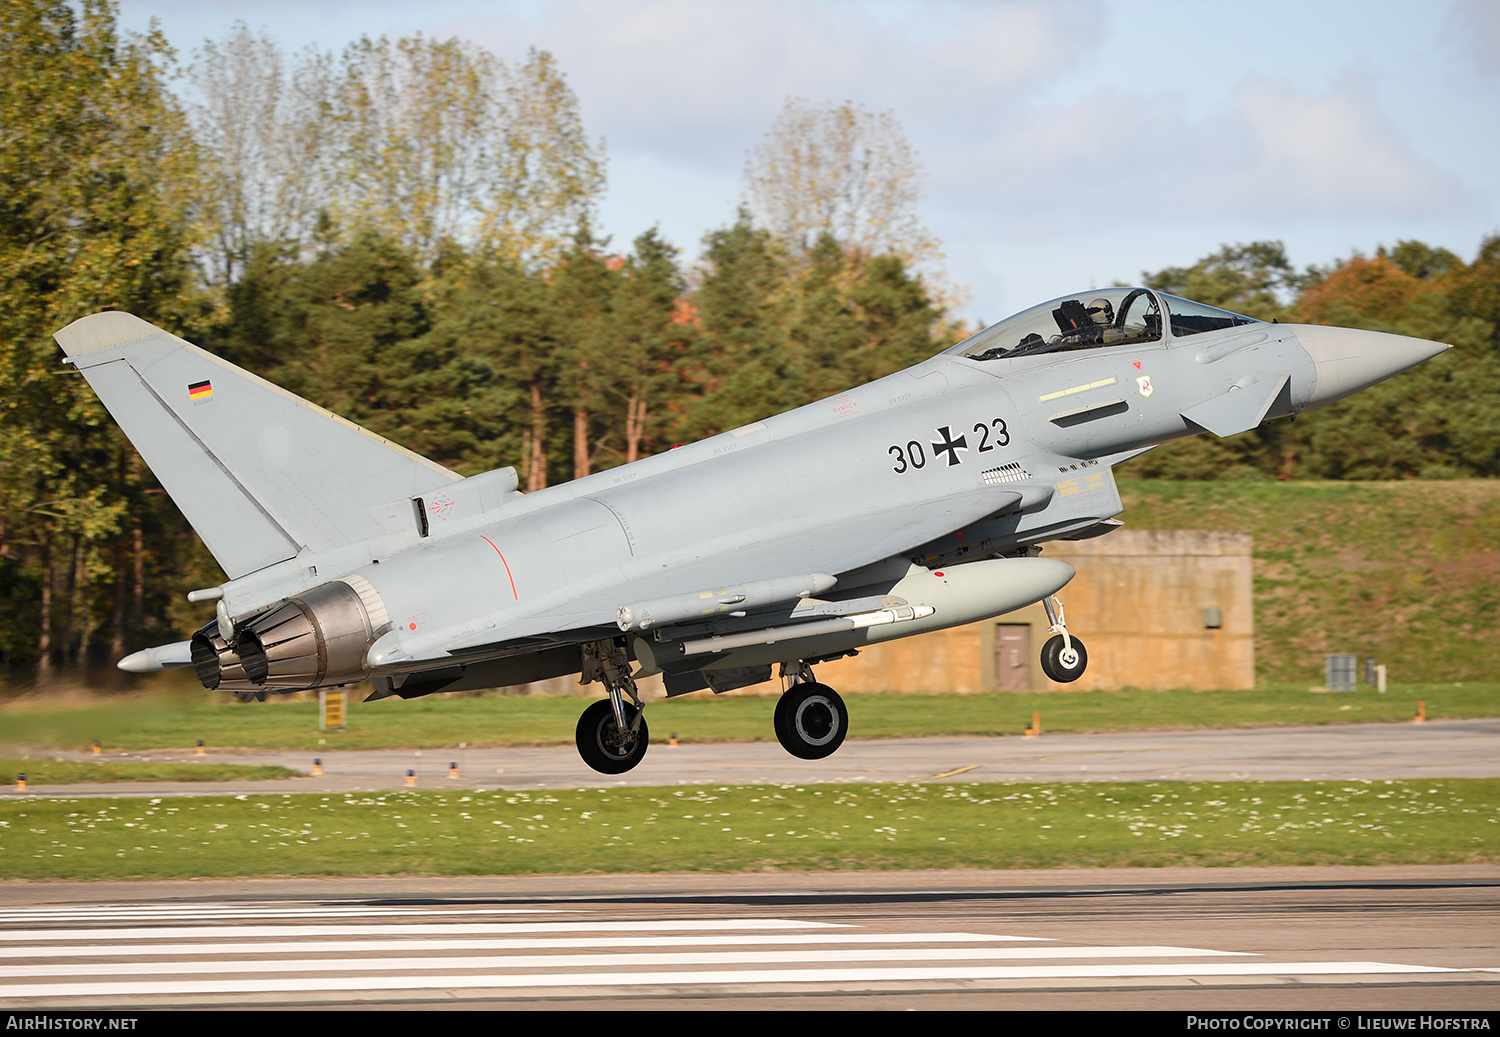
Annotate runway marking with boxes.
[925,765,978,779]
[1,902,1483,1004]
[0,962,1459,1000]
[0,905,565,922]
[0,932,1052,959]
[2,946,1246,978]
[0,919,848,942]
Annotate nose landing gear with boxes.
[1039,595,1088,683]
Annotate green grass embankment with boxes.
[0,757,297,785]
[2,779,1493,880]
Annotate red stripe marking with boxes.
[479,535,518,599]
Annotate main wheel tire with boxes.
[773,683,848,760]
[576,699,649,774]
[1041,634,1088,683]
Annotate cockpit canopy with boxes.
[947,287,1260,362]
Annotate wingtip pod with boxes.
[53,311,175,358]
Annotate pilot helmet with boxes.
[1087,298,1114,326]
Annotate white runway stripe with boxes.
[0,932,1050,959]
[0,918,847,942]
[0,961,1457,999]
[0,906,562,921]
[1,901,1474,1003]
[0,945,1250,978]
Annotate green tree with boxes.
[743,97,964,311]
[186,23,334,290]
[548,224,620,480]
[1142,241,1302,322]
[1290,250,1499,479]
[1123,239,1500,481]
[0,0,204,682]
[603,228,693,465]
[478,48,607,270]
[680,213,944,441]
[329,36,603,270]
[677,213,793,440]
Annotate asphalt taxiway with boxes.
[9,718,1497,798]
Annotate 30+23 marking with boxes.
[889,419,1009,474]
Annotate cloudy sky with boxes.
[120,0,1500,322]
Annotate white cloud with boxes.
[448,0,1102,167]
[929,73,1473,240]
[120,0,1494,318]
[1215,75,1472,219]
[1445,0,1500,78]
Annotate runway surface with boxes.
[1,869,1497,1009]
[5,722,1499,1009]
[12,719,1499,798]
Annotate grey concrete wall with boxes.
[815,530,1254,693]
[493,530,1254,696]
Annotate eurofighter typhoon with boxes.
[56,288,1446,773]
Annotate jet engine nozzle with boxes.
[1291,324,1449,409]
[190,577,391,694]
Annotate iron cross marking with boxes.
[932,425,968,466]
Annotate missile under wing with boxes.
[56,287,1448,773]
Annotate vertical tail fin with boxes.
[56,312,459,579]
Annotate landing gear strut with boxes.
[1039,595,1088,683]
[773,662,848,760]
[576,640,649,774]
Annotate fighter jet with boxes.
[55,286,1446,773]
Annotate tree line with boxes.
[1123,240,1500,481]
[1,1,1497,684]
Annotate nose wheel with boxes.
[1041,633,1088,682]
[1039,595,1088,683]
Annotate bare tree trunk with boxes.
[37,525,53,684]
[526,382,547,492]
[111,536,126,659]
[131,454,144,639]
[625,391,646,464]
[132,522,144,641]
[72,534,91,673]
[573,408,590,480]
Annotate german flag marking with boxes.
[188,379,213,401]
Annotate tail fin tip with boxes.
[54,311,174,358]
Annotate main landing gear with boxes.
[1039,595,1088,683]
[576,640,649,774]
[773,662,849,759]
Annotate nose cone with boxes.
[1290,324,1449,408]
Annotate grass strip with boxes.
[2,684,1497,754]
[1,779,1495,881]
[0,758,297,786]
